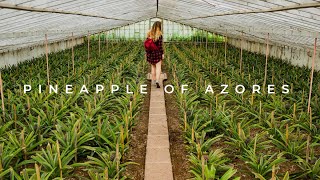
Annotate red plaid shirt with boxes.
[146,35,163,64]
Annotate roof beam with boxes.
[177,2,320,21]
[0,2,134,22]
[156,0,159,17]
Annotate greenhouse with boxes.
[0,0,320,179]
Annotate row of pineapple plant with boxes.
[164,41,319,179]
[164,43,240,180]
[0,39,147,179]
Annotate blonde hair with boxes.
[147,21,162,41]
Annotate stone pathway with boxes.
[144,73,173,180]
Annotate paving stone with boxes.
[149,107,166,115]
[148,123,168,136]
[150,88,164,92]
[145,147,171,163]
[147,135,170,148]
[145,162,173,180]
[147,73,167,81]
[151,96,164,100]
[150,94,165,102]
[151,91,164,98]
[150,98,165,104]
[149,101,165,108]
[150,90,163,95]
[145,74,173,180]
[150,101,165,104]
[148,114,167,124]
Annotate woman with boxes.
[145,21,164,88]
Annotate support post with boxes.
[194,28,196,48]
[45,34,50,86]
[167,20,169,42]
[134,23,136,41]
[127,25,129,41]
[35,163,41,180]
[213,32,216,54]
[197,29,199,47]
[263,33,269,92]
[201,29,203,47]
[87,31,90,63]
[206,31,208,51]
[240,31,243,74]
[71,32,75,75]
[182,24,185,41]
[307,37,317,113]
[0,71,4,120]
[98,32,101,56]
[161,18,164,49]
[117,28,119,42]
[144,19,146,39]
[106,31,108,50]
[224,32,227,66]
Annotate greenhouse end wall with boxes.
[0,37,84,68]
[1,36,319,71]
[228,37,320,71]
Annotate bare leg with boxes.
[155,60,162,83]
[151,64,156,82]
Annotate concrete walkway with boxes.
[144,73,173,180]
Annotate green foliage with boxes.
[241,148,286,178]
[190,164,238,180]
[163,41,320,179]
[293,158,320,179]
[270,128,306,159]
[189,149,239,180]
[20,142,75,179]
[0,41,146,179]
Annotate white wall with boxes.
[228,37,320,71]
[0,37,84,68]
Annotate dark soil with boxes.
[163,66,192,180]
[66,166,90,180]
[123,80,150,180]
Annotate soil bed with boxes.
[123,80,151,179]
[163,65,192,180]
